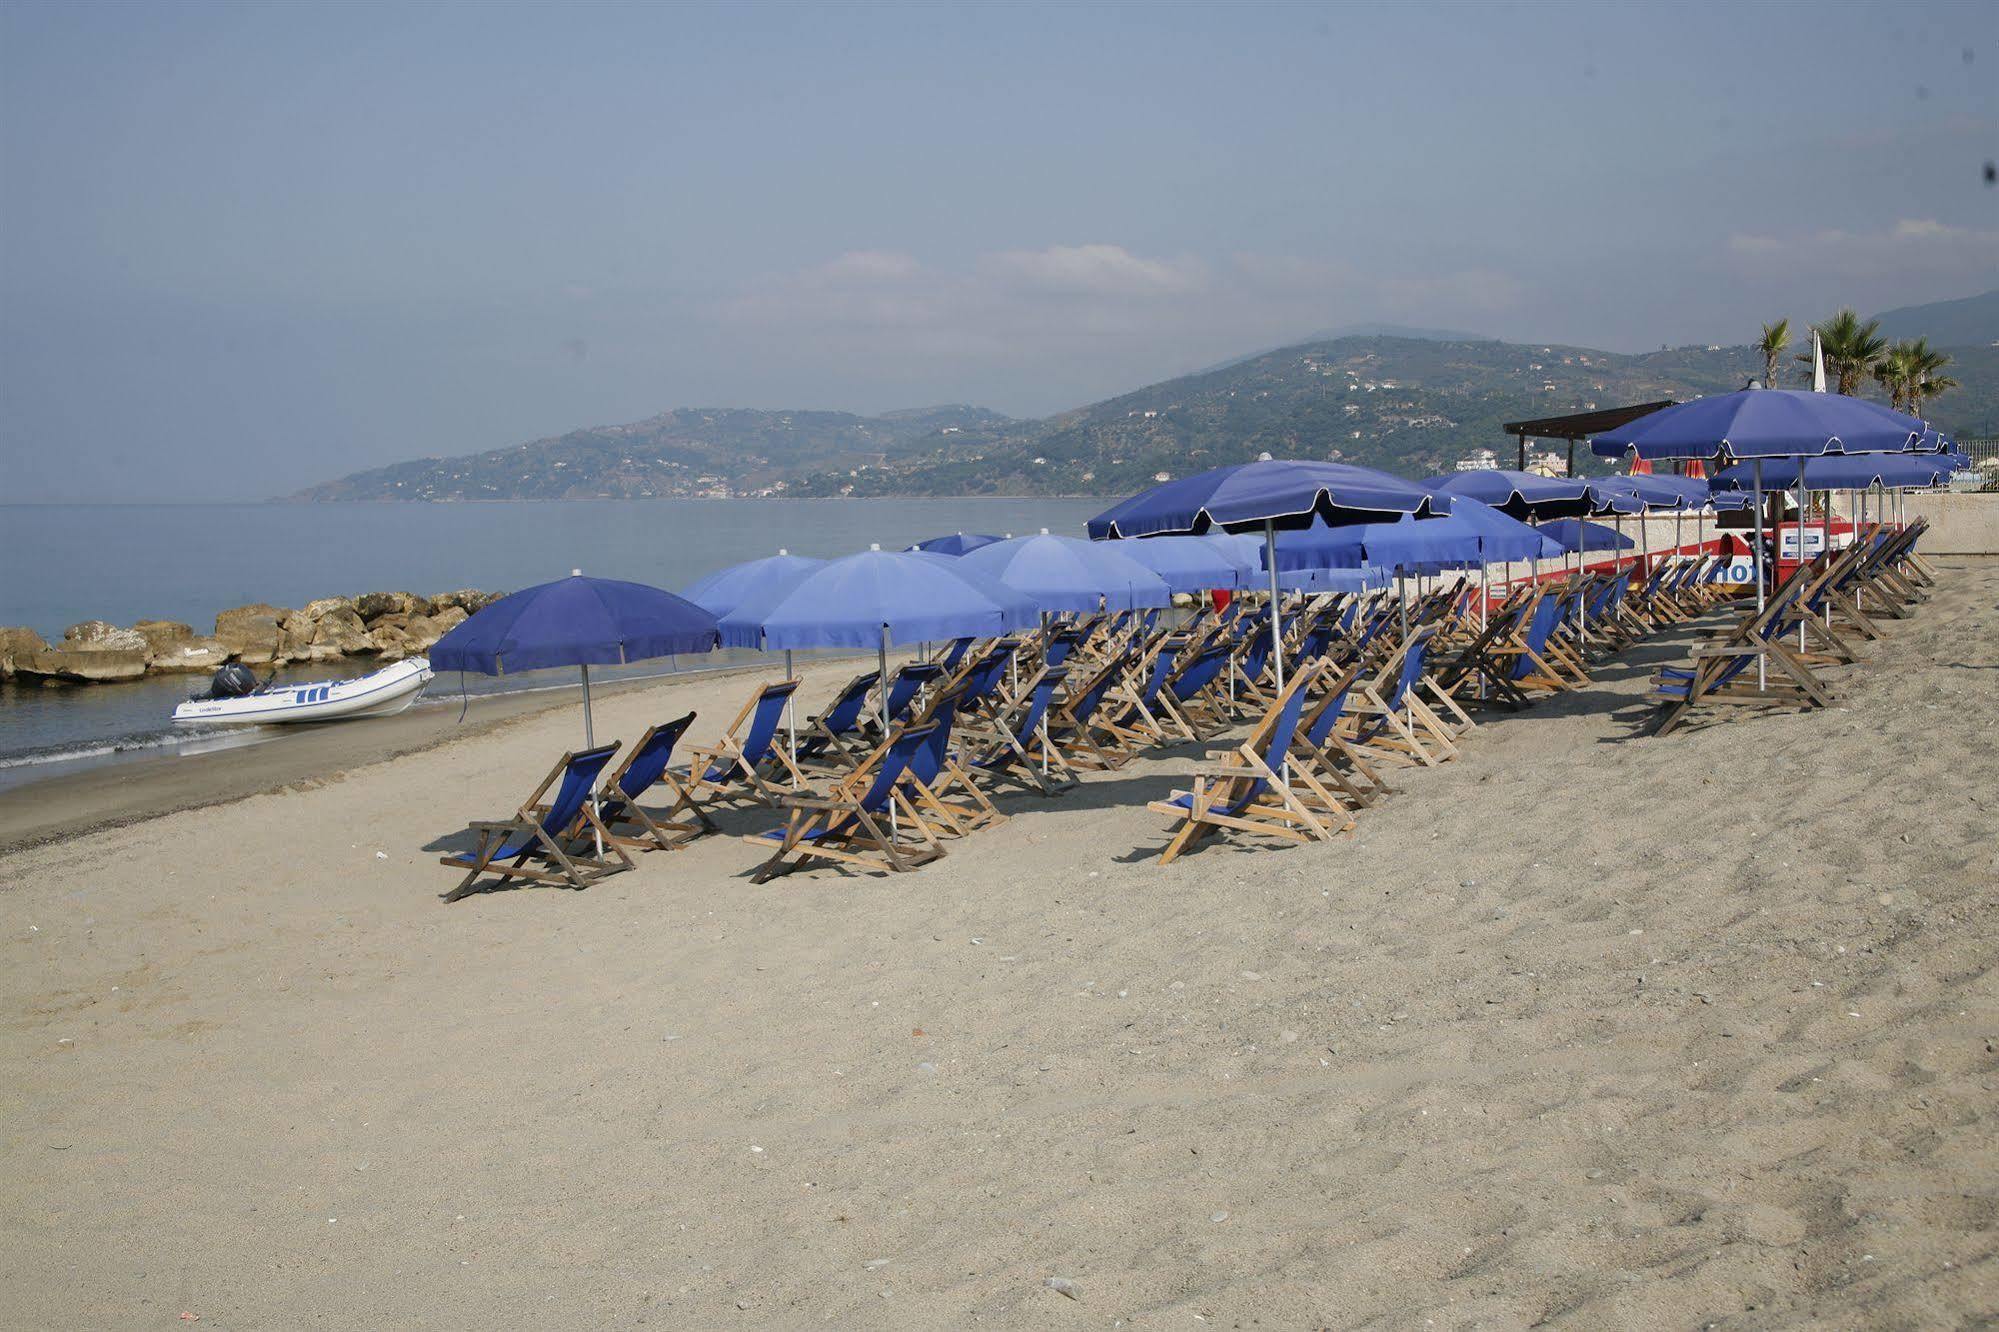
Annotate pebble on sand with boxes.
[1044,1276,1082,1301]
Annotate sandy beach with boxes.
[2,561,1994,1328]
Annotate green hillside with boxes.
[293,321,1997,503]
[286,405,1008,501]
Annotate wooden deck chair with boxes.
[1287,658,1391,811]
[792,669,881,773]
[1044,649,1135,770]
[966,665,1078,795]
[1651,575,1834,735]
[1341,631,1460,767]
[1147,661,1350,863]
[680,677,808,807]
[895,686,1006,838]
[744,724,944,882]
[862,660,945,741]
[596,713,716,851]
[440,743,632,901]
[1159,640,1237,740]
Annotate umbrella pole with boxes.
[1265,519,1284,693]
[581,662,601,856]
[1478,560,1489,701]
[784,648,797,763]
[1751,461,1767,691]
[879,624,896,837]
[1796,460,1808,653]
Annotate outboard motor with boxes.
[204,662,260,700]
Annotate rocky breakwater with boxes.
[0,590,502,686]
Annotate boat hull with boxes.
[172,658,435,726]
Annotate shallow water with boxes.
[0,497,1107,775]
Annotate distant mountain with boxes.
[293,302,1997,502]
[1305,321,1490,343]
[788,336,1770,497]
[1871,290,1999,346]
[286,405,1009,501]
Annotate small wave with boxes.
[0,727,232,770]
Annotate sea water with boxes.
[0,497,1107,781]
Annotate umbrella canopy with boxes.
[1582,479,1646,516]
[717,547,1037,651]
[1591,474,1708,511]
[1106,534,1253,593]
[959,533,1173,613]
[1269,500,1559,573]
[1277,565,1393,594]
[907,532,1005,556]
[1710,454,1955,493]
[1424,469,1592,521]
[1589,389,1927,461]
[680,550,828,619]
[1536,519,1636,554]
[1086,459,1448,538]
[1267,515,1484,574]
[432,573,718,675]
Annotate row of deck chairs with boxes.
[1144,547,1755,860]
[438,541,1778,895]
[1650,520,1932,735]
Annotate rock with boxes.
[147,636,232,674]
[356,591,432,620]
[300,595,358,622]
[214,604,290,664]
[405,606,469,649]
[368,623,416,661]
[16,647,149,684]
[282,605,375,661]
[131,619,196,660]
[430,589,497,614]
[61,620,150,653]
[1043,1277,1082,1301]
[0,626,52,677]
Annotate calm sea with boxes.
[0,498,1108,782]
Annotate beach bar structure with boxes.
[1503,401,1675,476]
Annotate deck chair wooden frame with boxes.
[1147,661,1351,864]
[440,743,633,901]
[597,713,717,851]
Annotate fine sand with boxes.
[2,562,1995,1328]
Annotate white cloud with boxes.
[982,243,1206,296]
[1726,218,1999,279]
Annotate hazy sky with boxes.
[3,0,1994,502]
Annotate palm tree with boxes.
[1872,342,1916,411]
[1801,309,1886,395]
[1906,338,1957,417]
[1872,337,1960,416]
[1757,318,1791,389]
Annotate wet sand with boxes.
[2,561,1994,1327]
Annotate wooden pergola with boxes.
[1503,400,1675,475]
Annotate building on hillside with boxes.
[1526,451,1569,478]
[1453,448,1499,472]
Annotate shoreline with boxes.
[0,655,814,853]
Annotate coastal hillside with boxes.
[293,293,1999,502]
[286,405,1009,502]
[809,337,1999,498]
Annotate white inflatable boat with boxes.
[172,658,434,726]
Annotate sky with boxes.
[2,0,1994,502]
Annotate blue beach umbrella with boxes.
[1424,469,1593,521]
[680,550,828,619]
[718,547,1036,726]
[681,549,832,756]
[908,532,1006,556]
[1088,459,1447,690]
[1710,453,1954,493]
[1276,565,1393,594]
[1107,534,1253,594]
[961,532,1173,612]
[1536,519,1636,555]
[1588,389,1928,462]
[432,571,719,745]
[1087,459,1448,539]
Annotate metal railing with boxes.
[1958,437,1998,493]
